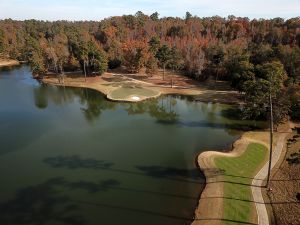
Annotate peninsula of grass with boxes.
[107,85,160,102]
[214,143,268,225]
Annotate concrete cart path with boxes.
[251,133,288,225]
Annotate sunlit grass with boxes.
[215,143,267,225]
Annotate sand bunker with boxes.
[131,96,140,101]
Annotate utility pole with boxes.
[266,80,274,189]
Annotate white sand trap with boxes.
[131,96,140,101]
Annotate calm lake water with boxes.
[0,66,262,225]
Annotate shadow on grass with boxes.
[207,172,300,182]
[229,174,300,182]
[194,218,258,225]
[200,196,300,205]
[207,180,262,187]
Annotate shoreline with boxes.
[0,59,20,68]
[191,131,271,225]
[191,124,291,225]
[41,73,242,104]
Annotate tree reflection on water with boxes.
[33,85,180,123]
[33,84,265,132]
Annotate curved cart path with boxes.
[251,133,288,225]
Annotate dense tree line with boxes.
[0,12,299,121]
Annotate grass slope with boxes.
[215,143,268,225]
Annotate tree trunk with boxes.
[61,64,65,85]
[215,67,219,89]
[215,67,219,82]
[83,60,87,82]
[163,63,165,80]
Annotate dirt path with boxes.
[251,133,288,225]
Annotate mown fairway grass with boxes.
[214,143,268,225]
